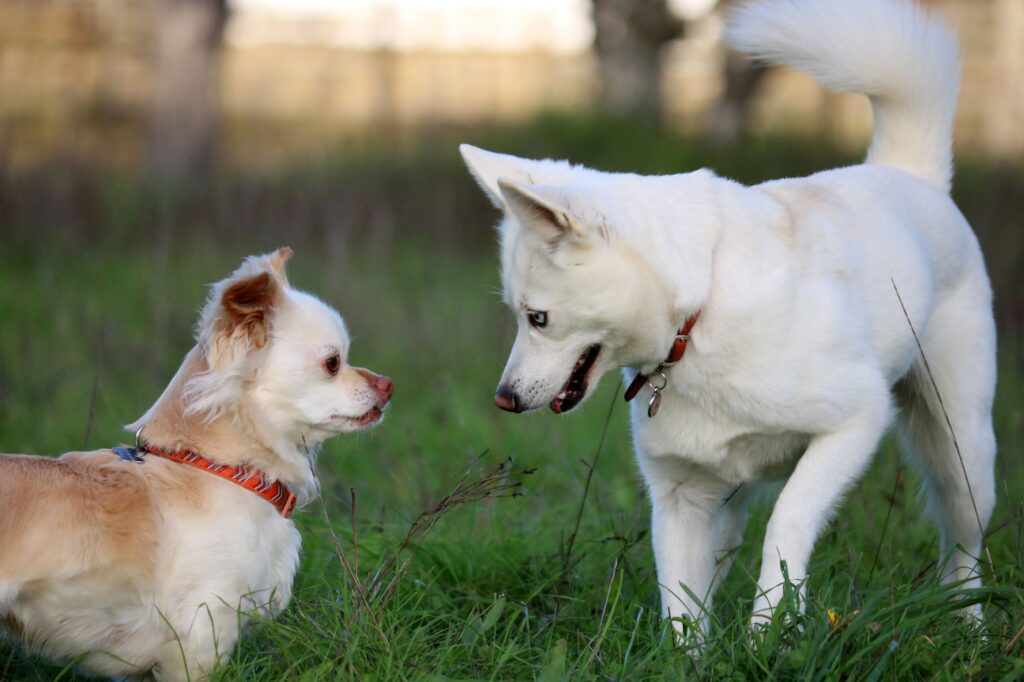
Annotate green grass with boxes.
[1,120,1023,680]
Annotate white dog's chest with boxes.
[632,396,809,484]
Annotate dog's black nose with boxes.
[494,385,524,412]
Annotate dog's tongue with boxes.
[550,397,565,414]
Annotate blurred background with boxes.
[1,0,1021,303]
[1,0,1022,478]
[3,0,1024,168]
[1,0,1023,511]
[1,2,1023,678]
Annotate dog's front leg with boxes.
[753,397,891,624]
[642,456,733,641]
[713,482,752,594]
[152,599,243,682]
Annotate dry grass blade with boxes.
[350,487,359,577]
[562,380,621,577]
[869,466,904,580]
[309,454,392,652]
[317,453,533,632]
[366,454,531,610]
[1004,622,1024,656]
[81,325,105,449]
[315,486,391,654]
[891,278,995,577]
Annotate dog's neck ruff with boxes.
[115,437,297,518]
[624,311,701,418]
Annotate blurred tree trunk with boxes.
[145,0,228,181]
[707,49,768,141]
[591,0,681,120]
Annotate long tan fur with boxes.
[0,248,392,680]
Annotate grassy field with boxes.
[1,119,1023,680]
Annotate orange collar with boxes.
[624,311,700,417]
[129,442,297,518]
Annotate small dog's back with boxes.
[0,452,161,674]
[0,453,157,582]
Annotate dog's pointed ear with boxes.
[460,144,541,209]
[220,272,276,337]
[199,247,293,369]
[497,178,587,242]
[267,245,293,282]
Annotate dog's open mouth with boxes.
[349,405,384,427]
[550,344,601,414]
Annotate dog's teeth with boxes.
[557,391,567,401]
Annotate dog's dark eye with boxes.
[323,353,341,377]
[527,310,548,329]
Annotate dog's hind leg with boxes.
[895,279,997,619]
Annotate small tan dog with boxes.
[0,248,392,680]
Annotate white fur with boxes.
[726,0,960,191]
[462,0,995,637]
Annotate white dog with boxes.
[461,0,995,636]
[0,248,393,679]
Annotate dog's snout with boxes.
[356,368,393,401]
[494,384,523,413]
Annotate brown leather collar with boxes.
[624,311,700,417]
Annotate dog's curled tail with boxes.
[725,0,960,192]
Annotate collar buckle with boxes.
[624,311,700,418]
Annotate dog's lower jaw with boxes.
[549,344,602,414]
[330,403,387,431]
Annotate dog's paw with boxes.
[747,612,774,647]
[666,615,708,654]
